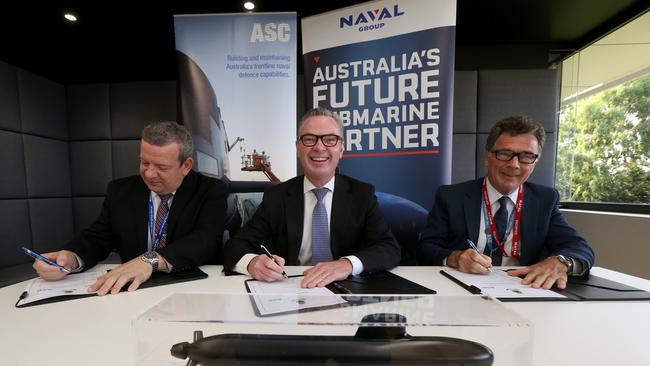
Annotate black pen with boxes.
[332,281,352,294]
[260,244,287,278]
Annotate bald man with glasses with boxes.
[224,107,400,288]
[417,116,594,289]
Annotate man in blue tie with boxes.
[32,122,227,295]
[417,116,594,289]
[224,107,400,288]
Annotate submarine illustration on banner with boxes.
[177,50,280,183]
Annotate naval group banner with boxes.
[302,0,455,210]
[174,13,297,182]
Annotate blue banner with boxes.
[302,0,456,210]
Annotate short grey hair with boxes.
[485,116,546,153]
[141,121,194,164]
[298,107,344,137]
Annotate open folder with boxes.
[327,270,436,295]
[244,271,436,317]
[16,267,208,308]
[441,268,650,302]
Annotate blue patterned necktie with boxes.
[154,193,173,249]
[490,196,509,266]
[311,188,332,264]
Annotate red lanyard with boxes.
[482,179,524,259]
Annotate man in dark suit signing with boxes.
[33,121,227,295]
[224,107,400,288]
[417,116,594,289]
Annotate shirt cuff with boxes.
[158,253,173,273]
[343,255,363,275]
[234,254,258,276]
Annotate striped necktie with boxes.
[154,193,173,249]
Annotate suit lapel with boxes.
[464,179,483,243]
[166,170,196,241]
[329,176,348,259]
[133,180,150,251]
[285,178,304,265]
[520,183,538,264]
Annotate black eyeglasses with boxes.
[298,134,342,147]
[491,149,539,164]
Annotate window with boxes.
[556,10,650,212]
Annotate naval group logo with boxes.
[339,4,405,32]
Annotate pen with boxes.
[260,244,287,278]
[332,281,352,294]
[21,246,71,273]
[466,239,492,272]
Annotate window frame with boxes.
[559,201,650,215]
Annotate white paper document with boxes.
[246,276,347,316]
[443,268,567,299]
[17,271,101,306]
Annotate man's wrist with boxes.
[554,255,573,274]
[446,251,461,268]
[141,251,159,272]
[69,252,84,273]
[238,253,258,276]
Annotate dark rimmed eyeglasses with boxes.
[491,149,539,164]
[298,134,342,147]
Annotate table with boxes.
[1,266,649,366]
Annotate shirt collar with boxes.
[150,191,176,200]
[303,176,335,195]
[485,177,519,205]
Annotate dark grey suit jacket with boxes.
[66,170,228,271]
[417,178,595,268]
[223,174,400,273]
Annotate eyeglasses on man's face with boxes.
[491,149,539,164]
[298,134,342,147]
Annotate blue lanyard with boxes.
[481,195,515,254]
[148,196,170,250]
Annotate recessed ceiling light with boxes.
[244,2,255,11]
[64,13,78,22]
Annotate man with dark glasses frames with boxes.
[418,116,594,290]
[224,107,400,288]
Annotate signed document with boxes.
[16,271,100,307]
[441,268,567,299]
[245,276,347,316]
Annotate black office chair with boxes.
[376,192,428,265]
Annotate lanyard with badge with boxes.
[481,178,524,259]
[148,196,169,250]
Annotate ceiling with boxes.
[2,0,647,84]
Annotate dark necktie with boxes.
[491,196,509,266]
[154,193,173,249]
[310,188,332,264]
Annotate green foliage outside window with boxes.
[556,74,650,204]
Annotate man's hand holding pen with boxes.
[32,250,79,281]
[446,239,493,274]
[247,245,287,282]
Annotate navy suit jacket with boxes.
[66,170,228,271]
[417,178,595,268]
[223,174,400,273]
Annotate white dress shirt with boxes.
[234,176,363,276]
[476,179,520,266]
